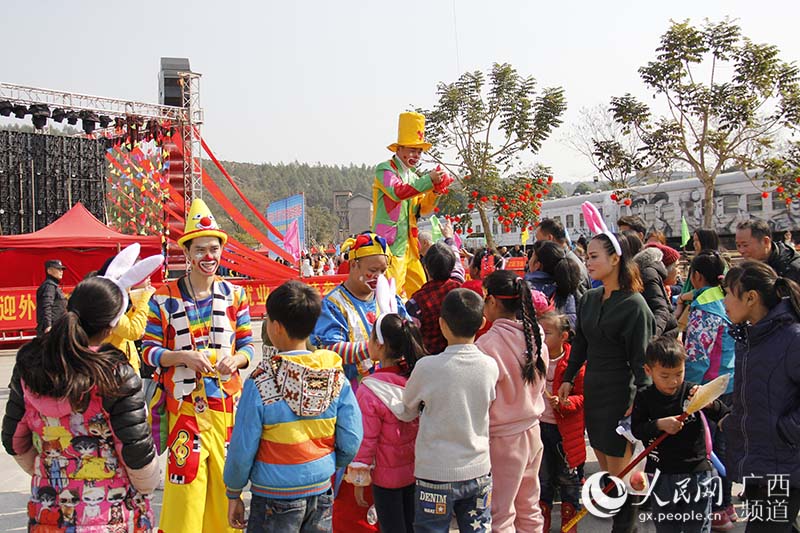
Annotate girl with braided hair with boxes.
[475,269,547,533]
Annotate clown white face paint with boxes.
[186,236,222,277]
[349,255,388,297]
[396,146,423,168]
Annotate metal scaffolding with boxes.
[179,72,203,210]
[0,83,183,122]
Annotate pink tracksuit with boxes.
[476,318,548,533]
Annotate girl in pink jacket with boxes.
[351,313,426,533]
[475,269,548,533]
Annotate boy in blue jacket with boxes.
[224,280,363,532]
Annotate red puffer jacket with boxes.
[552,343,586,469]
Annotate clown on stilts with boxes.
[142,199,254,533]
[372,112,452,298]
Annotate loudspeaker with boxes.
[159,57,191,108]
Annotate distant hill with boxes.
[204,160,373,246]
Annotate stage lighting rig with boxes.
[51,108,66,123]
[80,110,99,134]
[99,115,112,128]
[13,105,27,118]
[29,104,51,129]
[0,101,11,117]
[66,111,79,125]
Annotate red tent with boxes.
[0,203,162,288]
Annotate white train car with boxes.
[439,171,799,248]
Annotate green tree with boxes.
[306,205,338,244]
[602,19,800,227]
[573,182,596,195]
[420,63,566,249]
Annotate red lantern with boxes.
[498,215,505,222]
[467,227,474,234]
[480,196,488,202]
[508,212,515,219]
[795,177,800,184]
[536,193,543,199]
[454,216,461,223]
[516,211,523,217]
[525,183,532,189]
[455,228,462,234]
[464,175,470,180]
[762,192,769,199]
[434,207,440,213]
[499,197,506,203]
[777,186,785,193]
[471,190,479,198]
[547,176,553,184]
[543,189,549,195]
[467,203,474,210]
[786,198,793,205]
[491,195,498,201]
[503,204,510,210]
[528,225,534,231]
[623,198,632,206]
[610,193,618,201]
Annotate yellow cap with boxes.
[342,232,392,260]
[387,112,432,152]
[178,198,228,247]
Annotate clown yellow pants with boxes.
[387,253,426,299]
[159,397,236,533]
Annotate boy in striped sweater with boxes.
[224,280,363,531]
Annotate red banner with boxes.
[504,257,527,276]
[0,275,347,339]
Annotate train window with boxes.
[747,194,764,212]
[644,204,656,221]
[723,195,739,214]
[566,214,574,228]
[493,222,498,234]
[475,224,482,233]
[579,213,585,227]
[772,195,785,212]
[554,215,562,225]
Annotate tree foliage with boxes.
[598,19,800,227]
[420,63,566,248]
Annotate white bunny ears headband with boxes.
[581,201,622,256]
[100,243,165,326]
[373,274,398,345]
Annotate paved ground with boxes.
[0,323,750,532]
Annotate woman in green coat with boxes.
[559,232,655,532]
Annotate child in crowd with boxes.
[407,242,462,354]
[475,270,548,532]
[224,280,363,532]
[631,336,730,533]
[681,250,737,529]
[401,289,499,533]
[537,312,585,533]
[349,313,426,533]
[2,275,159,532]
[723,261,800,532]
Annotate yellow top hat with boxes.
[387,112,432,152]
[342,232,393,261]
[178,198,228,247]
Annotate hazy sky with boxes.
[2,0,799,180]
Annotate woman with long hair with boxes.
[723,261,800,532]
[558,232,655,532]
[476,269,547,532]
[2,275,159,531]
[526,240,583,326]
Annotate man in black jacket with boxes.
[35,259,67,336]
[736,219,800,283]
[536,218,591,295]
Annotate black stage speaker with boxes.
[159,57,191,108]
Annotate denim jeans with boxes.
[246,488,333,533]
[539,422,582,506]
[414,474,492,533]
[373,483,415,533]
[649,471,713,533]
